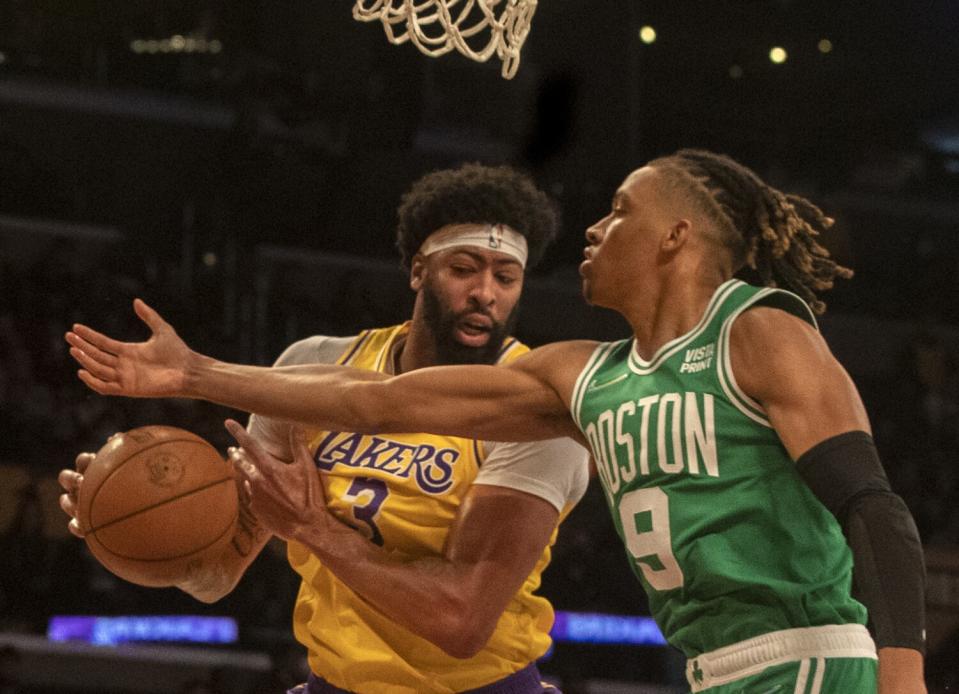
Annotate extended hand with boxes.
[225,419,332,543]
[65,299,194,398]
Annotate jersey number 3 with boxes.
[620,487,684,591]
[343,477,389,546]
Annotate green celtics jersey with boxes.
[571,279,867,657]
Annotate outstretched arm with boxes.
[66,299,587,443]
[731,307,926,694]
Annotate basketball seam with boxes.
[85,436,218,529]
[89,494,239,562]
[88,476,235,535]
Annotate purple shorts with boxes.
[286,662,561,694]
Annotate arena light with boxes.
[128,36,224,55]
[48,616,238,647]
[551,611,666,646]
[729,64,744,79]
[639,26,657,45]
[769,46,788,64]
[818,38,834,54]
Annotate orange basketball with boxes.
[76,425,238,588]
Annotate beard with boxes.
[421,281,519,366]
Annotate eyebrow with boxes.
[449,249,523,269]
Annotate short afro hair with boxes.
[396,163,559,270]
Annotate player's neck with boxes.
[392,326,435,374]
[624,270,726,361]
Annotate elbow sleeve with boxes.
[796,431,926,653]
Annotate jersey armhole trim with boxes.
[473,439,486,467]
[337,330,372,366]
[716,287,816,428]
[497,337,520,362]
[571,341,622,430]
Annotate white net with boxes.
[353,0,538,80]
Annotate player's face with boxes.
[580,166,668,307]
[416,247,523,365]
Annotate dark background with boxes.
[2,1,959,692]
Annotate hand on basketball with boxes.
[58,450,97,538]
[65,299,193,398]
[225,419,331,542]
[58,432,126,538]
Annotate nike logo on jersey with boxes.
[587,373,628,392]
[679,343,715,374]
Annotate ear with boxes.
[410,254,427,291]
[661,219,691,253]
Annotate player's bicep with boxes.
[729,307,870,459]
[374,349,580,441]
[444,485,559,612]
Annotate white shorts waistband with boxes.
[685,624,877,692]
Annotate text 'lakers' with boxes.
[313,432,459,494]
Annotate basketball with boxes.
[76,425,239,588]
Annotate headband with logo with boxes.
[418,223,529,268]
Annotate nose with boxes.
[585,220,605,245]
[469,270,496,308]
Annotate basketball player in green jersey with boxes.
[66,149,926,693]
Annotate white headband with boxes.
[418,223,529,268]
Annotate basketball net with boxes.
[352,0,538,80]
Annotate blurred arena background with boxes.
[2,1,959,692]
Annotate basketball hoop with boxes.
[353,0,538,80]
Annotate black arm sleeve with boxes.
[796,431,926,653]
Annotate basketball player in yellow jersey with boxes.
[59,164,588,694]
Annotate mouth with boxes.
[579,255,592,277]
[454,314,493,346]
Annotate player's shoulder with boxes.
[479,436,589,510]
[519,339,603,365]
[502,340,606,407]
[730,304,820,351]
[509,339,603,377]
[498,336,599,364]
[272,334,359,367]
[728,303,838,400]
[724,283,818,333]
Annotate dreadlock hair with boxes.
[395,163,559,271]
[649,149,852,314]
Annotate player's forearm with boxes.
[177,491,272,603]
[878,647,926,694]
[183,353,389,432]
[186,353,569,442]
[293,519,498,658]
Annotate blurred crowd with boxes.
[2,236,959,691]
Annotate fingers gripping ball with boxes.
[76,426,238,587]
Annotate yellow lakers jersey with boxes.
[288,323,561,693]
